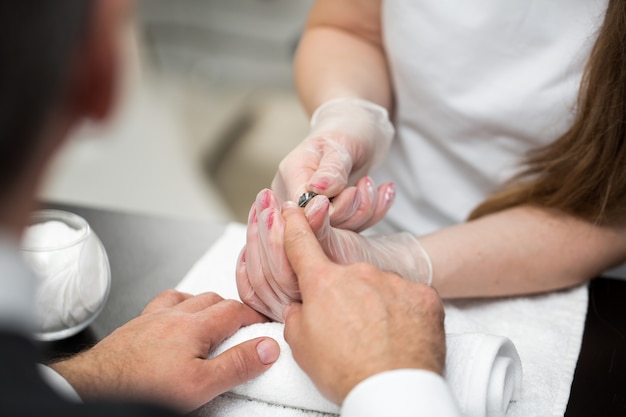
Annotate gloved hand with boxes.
[271,97,395,230]
[236,189,432,322]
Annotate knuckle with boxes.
[220,299,245,313]
[284,227,308,249]
[200,291,223,304]
[158,289,186,304]
[228,349,256,382]
[351,262,379,279]
[416,286,445,319]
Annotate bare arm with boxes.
[269,0,395,222]
[294,0,392,114]
[422,205,626,298]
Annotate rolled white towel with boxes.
[202,322,522,417]
[445,333,522,417]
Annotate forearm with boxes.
[421,205,626,298]
[294,0,392,114]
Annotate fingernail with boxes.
[267,211,274,229]
[261,189,271,209]
[256,338,280,365]
[309,180,328,191]
[351,192,362,213]
[384,183,396,204]
[366,177,375,200]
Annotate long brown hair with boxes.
[469,0,626,225]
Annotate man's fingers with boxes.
[282,203,332,292]
[303,194,332,241]
[142,289,194,314]
[204,337,279,397]
[174,292,224,313]
[199,300,268,346]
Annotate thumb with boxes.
[282,203,332,294]
[282,302,303,348]
[205,337,280,393]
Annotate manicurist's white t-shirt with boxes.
[373,0,609,235]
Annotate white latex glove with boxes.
[236,190,432,322]
[271,98,395,230]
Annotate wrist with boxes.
[49,350,113,401]
[310,98,394,166]
[367,233,433,285]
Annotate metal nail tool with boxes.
[298,192,318,208]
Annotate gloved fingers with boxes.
[272,137,336,202]
[331,177,393,232]
[304,194,368,266]
[235,247,276,321]
[256,208,298,305]
[355,181,396,231]
[306,137,353,198]
[253,190,293,305]
[244,200,285,320]
[257,207,300,302]
[271,143,323,203]
[330,176,376,231]
[272,135,355,206]
[255,188,281,215]
[326,186,360,226]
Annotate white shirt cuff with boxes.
[341,369,461,417]
[38,364,82,403]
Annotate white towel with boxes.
[178,223,588,417]
[445,334,521,417]
[443,290,588,417]
[193,323,521,417]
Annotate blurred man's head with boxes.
[0,0,130,233]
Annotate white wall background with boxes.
[41,0,312,223]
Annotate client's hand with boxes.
[236,189,431,322]
[50,291,280,412]
[280,203,446,404]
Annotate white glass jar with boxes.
[21,210,111,341]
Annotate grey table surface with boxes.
[41,202,226,359]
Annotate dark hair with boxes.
[0,1,92,192]
[470,0,626,225]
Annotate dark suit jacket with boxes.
[0,330,180,417]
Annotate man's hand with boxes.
[50,291,280,412]
[281,202,446,404]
